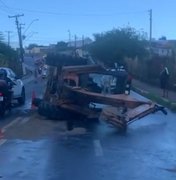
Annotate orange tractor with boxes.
[35,54,167,131]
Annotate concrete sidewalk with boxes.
[133,79,176,110]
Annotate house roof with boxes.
[151,40,176,49]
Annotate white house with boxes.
[151,40,173,57]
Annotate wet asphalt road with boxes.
[0,58,176,179]
[0,109,176,180]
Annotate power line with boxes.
[0,0,9,9]
[0,9,8,14]
[0,0,12,14]
[16,9,148,16]
[149,9,152,43]
[23,32,38,42]
[24,38,85,44]
[0,0,18,14]
[24,38,69,42]
[0,6,9,14]
[1,3,148,17]
[23,19,39,35]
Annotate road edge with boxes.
[132,86,176,112]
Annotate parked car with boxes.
[0,67,25,105]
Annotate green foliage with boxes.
[27,43,39,50]
[126,54,176,90]
[55,41,68,51]
[133,86,176,112]
[0,33,21,74]
[0,33,4,42]
[89,27,148,66]
[159,36,167,40]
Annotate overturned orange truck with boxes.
[36,54,167,131]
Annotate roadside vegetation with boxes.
[88,27,148,67]
[133,86,176,111]
[88,27,176,91]
[0,32,22,75]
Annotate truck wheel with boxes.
[46,105,60,120]
[38,101,64,120]
[38,101,49,116]
[46,105,72,120]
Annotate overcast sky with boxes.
[0,0,176,47]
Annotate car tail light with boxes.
[0,92,3,96]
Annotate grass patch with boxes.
[132,87,176,112]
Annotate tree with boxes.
[89,27,148,66]
[0,33,4,42]
[159,36,167,40]
[0,32,22,74]
[27,43,39,50]
[55,41,68,51]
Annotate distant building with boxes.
[67,37,93,48]
[151,40,174,57]
[25,44,56,55]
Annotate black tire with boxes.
[38,101,72,120]
[32,98,42,107]
[38,101,60,119]
[18,87,25,105]
[38,101,49,116]
[46,105,58,119]
[46,105,68,120]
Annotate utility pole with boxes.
[8,14,25,74]
[8,14,24,61]
[74,35,77,49]
[5,31,12,46]
[19,23,26,75]
[19,23,25,50]
[82,35,85,57]
[82,35,84,48]
[149,9,152,44]
[74,35,77,57]
[68,30,71,47]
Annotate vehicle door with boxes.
[8,70,22,98]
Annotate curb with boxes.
[132,86,176,112]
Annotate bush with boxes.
[89,27,148,67]
[0,41,22,75]
[126,55,176,90]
